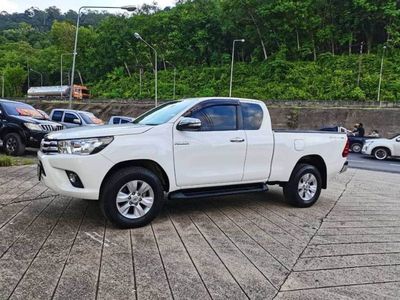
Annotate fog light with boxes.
[65,171,84,188]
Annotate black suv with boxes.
[0,99,63,156]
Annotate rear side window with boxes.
[64,113,78,123]
[120,119,130,124]
[191,105,237,131]
[52,110,63,122]
[242,103,263,130]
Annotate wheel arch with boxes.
[295,155,327,189]
[1,127,27,144]
[100,159,170,194]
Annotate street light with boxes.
[377,45,387,106]
[356,42,364,87]
[165,60,176,100]
[135,32,158,106]
[1,74,4,98]
[69,5,137,107]
[61,53,73,99]
[229,39,245,97]
[30,68,43,86]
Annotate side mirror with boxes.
[73,118,81,124]
[396,138,400,142]
[177,117,202,131]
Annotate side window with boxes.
[120,119,130,124]
[64,113,78,123]
[242,103,263,130]
[52,110,63,122]
[191,105,237,131]
[113,117,120,124]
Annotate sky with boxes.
[1,0,176,13]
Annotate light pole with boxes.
[135,32,158,106]
[356,42,364,87]
[61,53,73,99]
[69,5,137,107]
[30,68,43,86]
[166,60,176,99]
[229,39,245,97]
[1,74,4,98]
[377,45,387,106]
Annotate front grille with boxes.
[40,138,58,154]
[40,124,64,132]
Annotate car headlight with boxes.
[24,123,43,131]
[58,137,113,155]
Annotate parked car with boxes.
[108,116,135,125]
[362,134,400,160]
[49,109,103,128]
[38,98,348,228]
[0,99,63,156]
[320,126,379,153]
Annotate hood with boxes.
[47,123,153,140]
[10,115,61,127]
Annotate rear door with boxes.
[173,100,247,187]
[241,101,274,181]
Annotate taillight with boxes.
[342,139,350,158]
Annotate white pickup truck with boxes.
[38,98,349,228]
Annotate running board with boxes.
[168,182,268,200]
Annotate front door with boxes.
[173,101,246,187]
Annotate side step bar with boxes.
[169,182,268,200]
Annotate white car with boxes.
[37,98,348,228]
[362,134,400,160]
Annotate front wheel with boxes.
[3,133,25,156]
[100,167,165,228]
[373,147,389,160]
[283,164,322,208]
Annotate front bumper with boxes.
[26,131,47,147]
[37,151,113,200]
[361,144,372,155]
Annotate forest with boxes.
[0,0,400,101]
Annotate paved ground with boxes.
[348,153,400,174]
[0,166,399,299]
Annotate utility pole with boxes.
[1,74,4,98]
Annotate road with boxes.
[348,153,400,174]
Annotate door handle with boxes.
[230,137,245,143]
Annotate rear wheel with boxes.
[351,143,362,153]
[100,167,165,228]
[3,133,25,156]
[283,164,322,208]
[373,147,389,160]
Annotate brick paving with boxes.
[0,165,399,299]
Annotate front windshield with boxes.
[3,102,45,119]
[133,101,193,125]
[79,112,104,125]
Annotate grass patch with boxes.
[0,155,36,167]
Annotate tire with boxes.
[3,133,25,156]
[100,167,165,228]
[283,163,322,208]
[351,143,362,153]
[373,147,389,160]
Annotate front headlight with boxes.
[58,136,113,155]
[24,123,43,131]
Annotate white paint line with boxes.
[91,231,117,246]
[389,164,400,167]
[85,232,110,247]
